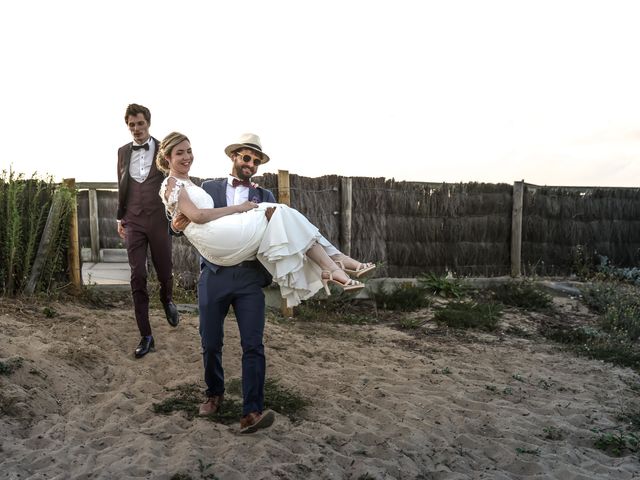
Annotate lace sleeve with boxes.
[159,177,186,220]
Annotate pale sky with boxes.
[2,0,639,187]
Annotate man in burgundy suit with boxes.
[117,103,179,359]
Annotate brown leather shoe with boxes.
[198,395,224,417]
[240,409,275,434]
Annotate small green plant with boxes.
[432,367,451,375]
[42,306,57,318]
[542,426,564,440]
[593,429,640,456]
[372,282,431,311]
[490,281,552,311]
[537,379,553,390]
[417,272,465,298]
[434,301,502,331]
[398,317,424,329]
[0,357,23,375]
[515,447,540,455]
[571,244,597,280]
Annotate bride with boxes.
[156,131,371,307]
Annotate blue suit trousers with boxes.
[198,264,267,416]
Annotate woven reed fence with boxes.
[75,176,640,287]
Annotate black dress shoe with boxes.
[163,301,179,327]
[134,336,155,358]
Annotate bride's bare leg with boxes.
[306,244,358,285]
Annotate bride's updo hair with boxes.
[156,131,190,174]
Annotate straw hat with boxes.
[224,133,270,164]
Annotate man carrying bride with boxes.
[160,132,374,433]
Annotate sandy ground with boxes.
[1,291,640,480]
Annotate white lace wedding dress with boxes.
[160,177,330,306]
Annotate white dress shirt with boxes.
[129,138,155,183]
[226,175,250,206]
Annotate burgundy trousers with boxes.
[123,213,173,337]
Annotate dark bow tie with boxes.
[132,143,149,151]
[232,178,252,188]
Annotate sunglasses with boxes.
[238,154,262,165]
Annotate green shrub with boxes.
[490,281,553,311]
[0,171,74,295]
[372,282,431,311]
[417,272,465,298]
[581,282,624,314]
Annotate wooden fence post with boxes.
[510,180,524,277]
[277,170,294,317]
[340,177,352,256]
[88,188,100,262]
[64,178,82,293]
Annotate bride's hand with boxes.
[172,213,190,232]
[236,201,259,213]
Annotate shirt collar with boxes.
[227,174,251,187]
[133,137,154,148]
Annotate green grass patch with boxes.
[489,281,553,311]
[294,296,378,325]
[434,301,502,331]
[154,378,309,424]
[541,282,640,370]
[371,282,431,311]
[152,383,244,424]
[581,282,623,314]
[228,377,310,421]
[152,383,202,419]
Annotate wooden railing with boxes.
[76,182,117,263]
